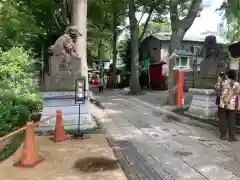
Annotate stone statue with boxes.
[49,26,81,73]
[45,26,82,90]
[195,35,221,88]
[204,35,219,60]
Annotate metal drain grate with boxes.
[175,151,193,157]
[198,139,211,142]
[162,128,170,132]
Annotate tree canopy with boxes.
[219,0,240,42]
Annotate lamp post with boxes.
[72,78,86,139]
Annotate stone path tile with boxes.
[92,90,240,180]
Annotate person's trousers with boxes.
[98,86,103,92]
[218,107,236,138]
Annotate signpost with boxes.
[72,78,86,139]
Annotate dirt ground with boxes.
[0,134,127,180]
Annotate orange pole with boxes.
[178,71,184,108]
[0,115,55,141]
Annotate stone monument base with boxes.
[37,91,97,132]
[44,55,81,91]
[185,88,218,120]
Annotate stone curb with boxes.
[90,101,139,180]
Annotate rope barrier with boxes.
[0,115,55,141]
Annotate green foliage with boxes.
[219,0,240,42]
[0,47,43,136]
[0,47,36,94]
[140,21,171,37]
[0,132,24,161]
[0,91,43,136]
[119,37,131,72]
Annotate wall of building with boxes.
[141,36,228,91]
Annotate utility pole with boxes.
[72,0,88,90]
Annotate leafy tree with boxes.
[0,47,42,136]
[166,0,203,105]
[219,0,240,42]
[128,0,168,94]
[0,47,36,94]
[141,21,171,37]
[119,36,131,72]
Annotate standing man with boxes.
[215,70,240,141]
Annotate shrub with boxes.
[0,91,43,136]
[0,47,36,94]
[0,47,43,136]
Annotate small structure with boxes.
[140,33,227,90]
[185,88,218,120]
[170,49,194,71]
[169,49,194,108]
[149,61,167,90]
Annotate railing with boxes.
[0,115,55,141]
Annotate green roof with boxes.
[152,32,227,44]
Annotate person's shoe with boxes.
[228,137,238,142]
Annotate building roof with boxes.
[151,32,226,44]
[173,49,195,56]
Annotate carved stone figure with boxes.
[204,35,219,60]
[49,26,81,73]
[45,26,82,90]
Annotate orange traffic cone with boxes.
[13,122,43,168]
[50,110,69,142]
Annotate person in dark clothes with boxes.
[214,70,240,141]
[99,78,104,92]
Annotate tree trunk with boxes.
[167,29,185,105]
[128,0,141,95]
[167,0,202,105]
[71,0,88,90]
[110,12,118,88]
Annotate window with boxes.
[175,57,180,67]
[181,57,188,67]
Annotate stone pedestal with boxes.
[44,56,81,91]
[185,88,218,120]
[37,91,96,132]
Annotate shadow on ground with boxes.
[74,157,119,172]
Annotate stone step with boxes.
[37,114,97,132]
[38,91,96,132]
[44,99,76,107]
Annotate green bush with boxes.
[0,91,43,136]
[0,47,43,137]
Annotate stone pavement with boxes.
[0,135,127,180]
[114,88,193,107]
[92,90,240,180]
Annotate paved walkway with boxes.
[92,90,240,180]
